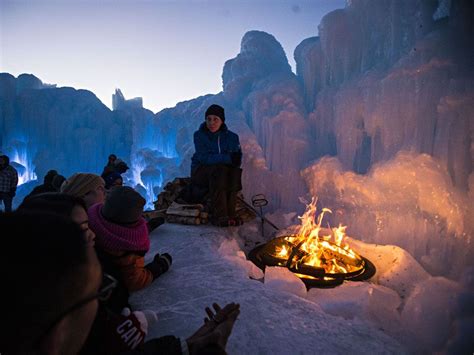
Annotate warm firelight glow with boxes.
[273,197,363,275]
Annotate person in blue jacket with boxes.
[190,104,243,227]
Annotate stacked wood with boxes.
[153,176,256,225]
[165,201,207,225]
[142,209,166,221]
[166,215,201,225]
[154,177,190,211]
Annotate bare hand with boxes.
[186,302,240,354]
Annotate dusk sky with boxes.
[1,0,345,113]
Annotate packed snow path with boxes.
[131,223,406,354]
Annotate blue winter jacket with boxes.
[191,122,242,173]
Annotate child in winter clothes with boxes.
[88,186,172,312]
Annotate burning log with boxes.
[319,244,363,268]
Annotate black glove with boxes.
[145,253,172,279]
[230,152,242,167]
[158,252,172,267]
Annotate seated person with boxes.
[190,104,243,227]
[0,211,240,354]
[51,174,66,191]
[18,192,95,246]
[26,169,58,197]
[88,186,172,312]
[61,173,106,209]
[114,159,129,175]
[104,171,123,190]
[0,211,101,354]
[101,154,117,179]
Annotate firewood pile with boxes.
[153,177,256,225]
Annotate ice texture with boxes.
[2,0,472,213]
[264,266,307,298]
[301,152,473,279]
[400,276,462,352]
[131,223,406,354]
[1,2,473,350]
[307,282,402,335]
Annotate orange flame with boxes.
[276,197,363,274]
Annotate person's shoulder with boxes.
[194,126,209,139]
[227,129,240,139]
[7,165,17,173]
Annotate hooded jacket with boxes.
[191,122,241,174]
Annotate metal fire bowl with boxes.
[248,236,376,289]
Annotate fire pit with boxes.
[248,198,376,288]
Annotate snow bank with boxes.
[400,276,462,352]
[129,219,474,353]
[132,224,405,354]
[217,238,264,280]
[307,282,401,335]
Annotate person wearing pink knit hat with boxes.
[88,186,172,312]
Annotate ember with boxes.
[249,198,375,288]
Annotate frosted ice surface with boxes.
[264,266,307,298]
[301,152,474,278]
[347,237,430,299]
[218,238,264,280]
[307,281,401,334]
[400,276,462,352]
[131,223,406,354]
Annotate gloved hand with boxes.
[230,152,242,167]
[145,252,172,279]
[155,252,172,268]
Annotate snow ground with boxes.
[131,223,407,354]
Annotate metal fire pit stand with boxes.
[252,194,268,239]
[237,194,279,236]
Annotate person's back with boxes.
[52,174,66,191]
[27,169,58,197]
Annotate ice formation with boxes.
[301,152,473,279]
[1,0,473,351]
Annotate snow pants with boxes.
[191,164,242,219]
